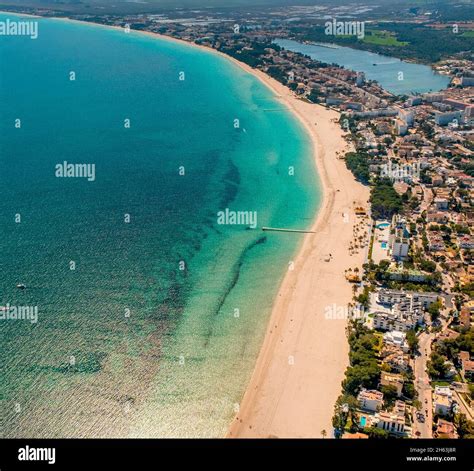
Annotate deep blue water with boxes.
[0,15,320,437]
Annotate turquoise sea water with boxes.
[274,39,450,95]
[0,16,320,437]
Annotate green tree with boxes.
[332,394,359,436]
[342,324,382,394]
[370,178,403,220]
[428,301,442,321]
[308,88,322,104]
[345,152,370,183]
[406,329,419,353]
[378,259,391,271]
[454,413,474,439]
[366,426,389,439]
[381,384,398,408]
[356,286,370,310]
[427,351,448,379]
[419,259,436,273]
[402,381,416,400]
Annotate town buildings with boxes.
[433,386,454,416]
[358,389,384,412]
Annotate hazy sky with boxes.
[2,0,358,9]
[0,0,397,15]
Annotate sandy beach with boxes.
[145,33,369,438]
[140,32,371,437]
[218,54,371,438]
[4,12,370,437]
[155,33,370,437]
[159,30,373,437]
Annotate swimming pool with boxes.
[381,242,388,249]
[360,416,367,427]
[376,222,390,229]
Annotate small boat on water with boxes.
[16,283,26,290]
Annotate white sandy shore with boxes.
[5,12,370,437]
[148,31,370,438]
[224,74,370,438]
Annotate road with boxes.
[412,310,455,438]
[420,184,434,212]
[413,330,434,438]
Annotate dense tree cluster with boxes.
[345,151,370,184]
[370,178,403,220]
[343,323,381,395]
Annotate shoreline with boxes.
[126,27,370,438]
[225,77,370,437]
[3,11,370,437]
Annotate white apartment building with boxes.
[383,330,409,352]
[376,411,406,435]
[433,386,453,416]
[357,389,384,412]
[388,215,410,261]
[377,289,438,309]
[374,311,419,332]
[373,298,424,332]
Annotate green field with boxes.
[363,30,409,47]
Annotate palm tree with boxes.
[321,429,327,439]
